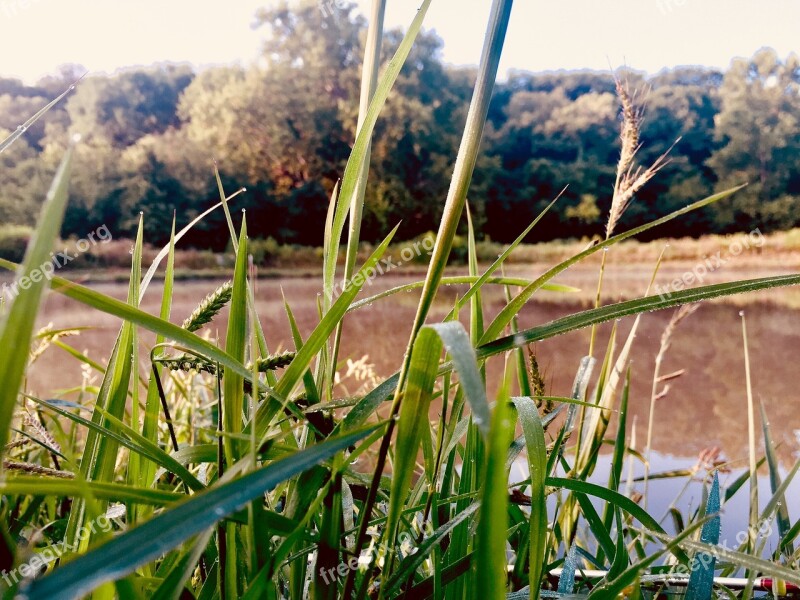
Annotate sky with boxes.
[0,0,798,83]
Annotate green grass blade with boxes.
[22,425,379,599]
[760,403,793,556]
[383,327,443,572]
[349,278,575,312]
[0,260,258,387]
[546,477,689,564]
[476,394,515,599]
[323,0,431,305]
[150,529,215,600]
[429,322,489,437]
[249,225,398,441]
[477,275,800,360]
[0,476,182,506]
[382,503,480,595]
[0,140,74,454]
[686,472,721,600]
[223,219,249,464]
[478,186,746,345]
[139,189,245,299]
[32,397,204,492]
[140,218,176,504]
[510,397,547,600]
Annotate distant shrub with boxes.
[0,225,35,263]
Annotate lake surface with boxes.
[22,265,800,539]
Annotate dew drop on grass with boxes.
[739,310,745,317]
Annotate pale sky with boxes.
[0,0,798,83]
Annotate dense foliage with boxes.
[1,2,799,246]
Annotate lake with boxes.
[22,263,800,541]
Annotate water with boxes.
[24,266,800,536]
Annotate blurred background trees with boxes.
[1,1,798,247]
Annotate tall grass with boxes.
[0,2,799,599]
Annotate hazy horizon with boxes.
[0,0,797,83]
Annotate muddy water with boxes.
[23,266,800,538]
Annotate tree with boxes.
[707,48,800,231]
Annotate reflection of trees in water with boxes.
[29,275,800,467]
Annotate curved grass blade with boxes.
[383,327,443,573]
[477,275,800,360]
[349,277,575,312]
[510,396,547,600]
[139,189,246,299]
[478,186,746,345]
[32,397,204,492]
[223,220,249,463]
[0,259,261,390]
[429,322,489,437]
[476,389,516,600]
[0,141,74,455]
[0,476,181,506]
[323,0,432,304]
[22,424,379,600]
[546,477,689,564]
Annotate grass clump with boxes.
[0,1,798,599]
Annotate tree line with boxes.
[1,1,799,248]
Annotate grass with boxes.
[1,1,800,599]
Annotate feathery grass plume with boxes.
[3,460,74,478]
[29,323,81,363]
[22,411,62,455]
[615,77,642,183]
[643,303,699,502]
[181,281,232,333]
[605,77,677,239]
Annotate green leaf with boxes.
[223,219,249,463]
[759,403,793,555]
[686,472,721,600]
[477,275,800,360]
[476,391,516,599]
[478,186,746,345]
[323,0,432,304]
[23,425,379,600]
[384,327,443,563]
[0,141,74,454]
[0,476,181,506]
[510,397,547,600]
[429,322,489,437]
